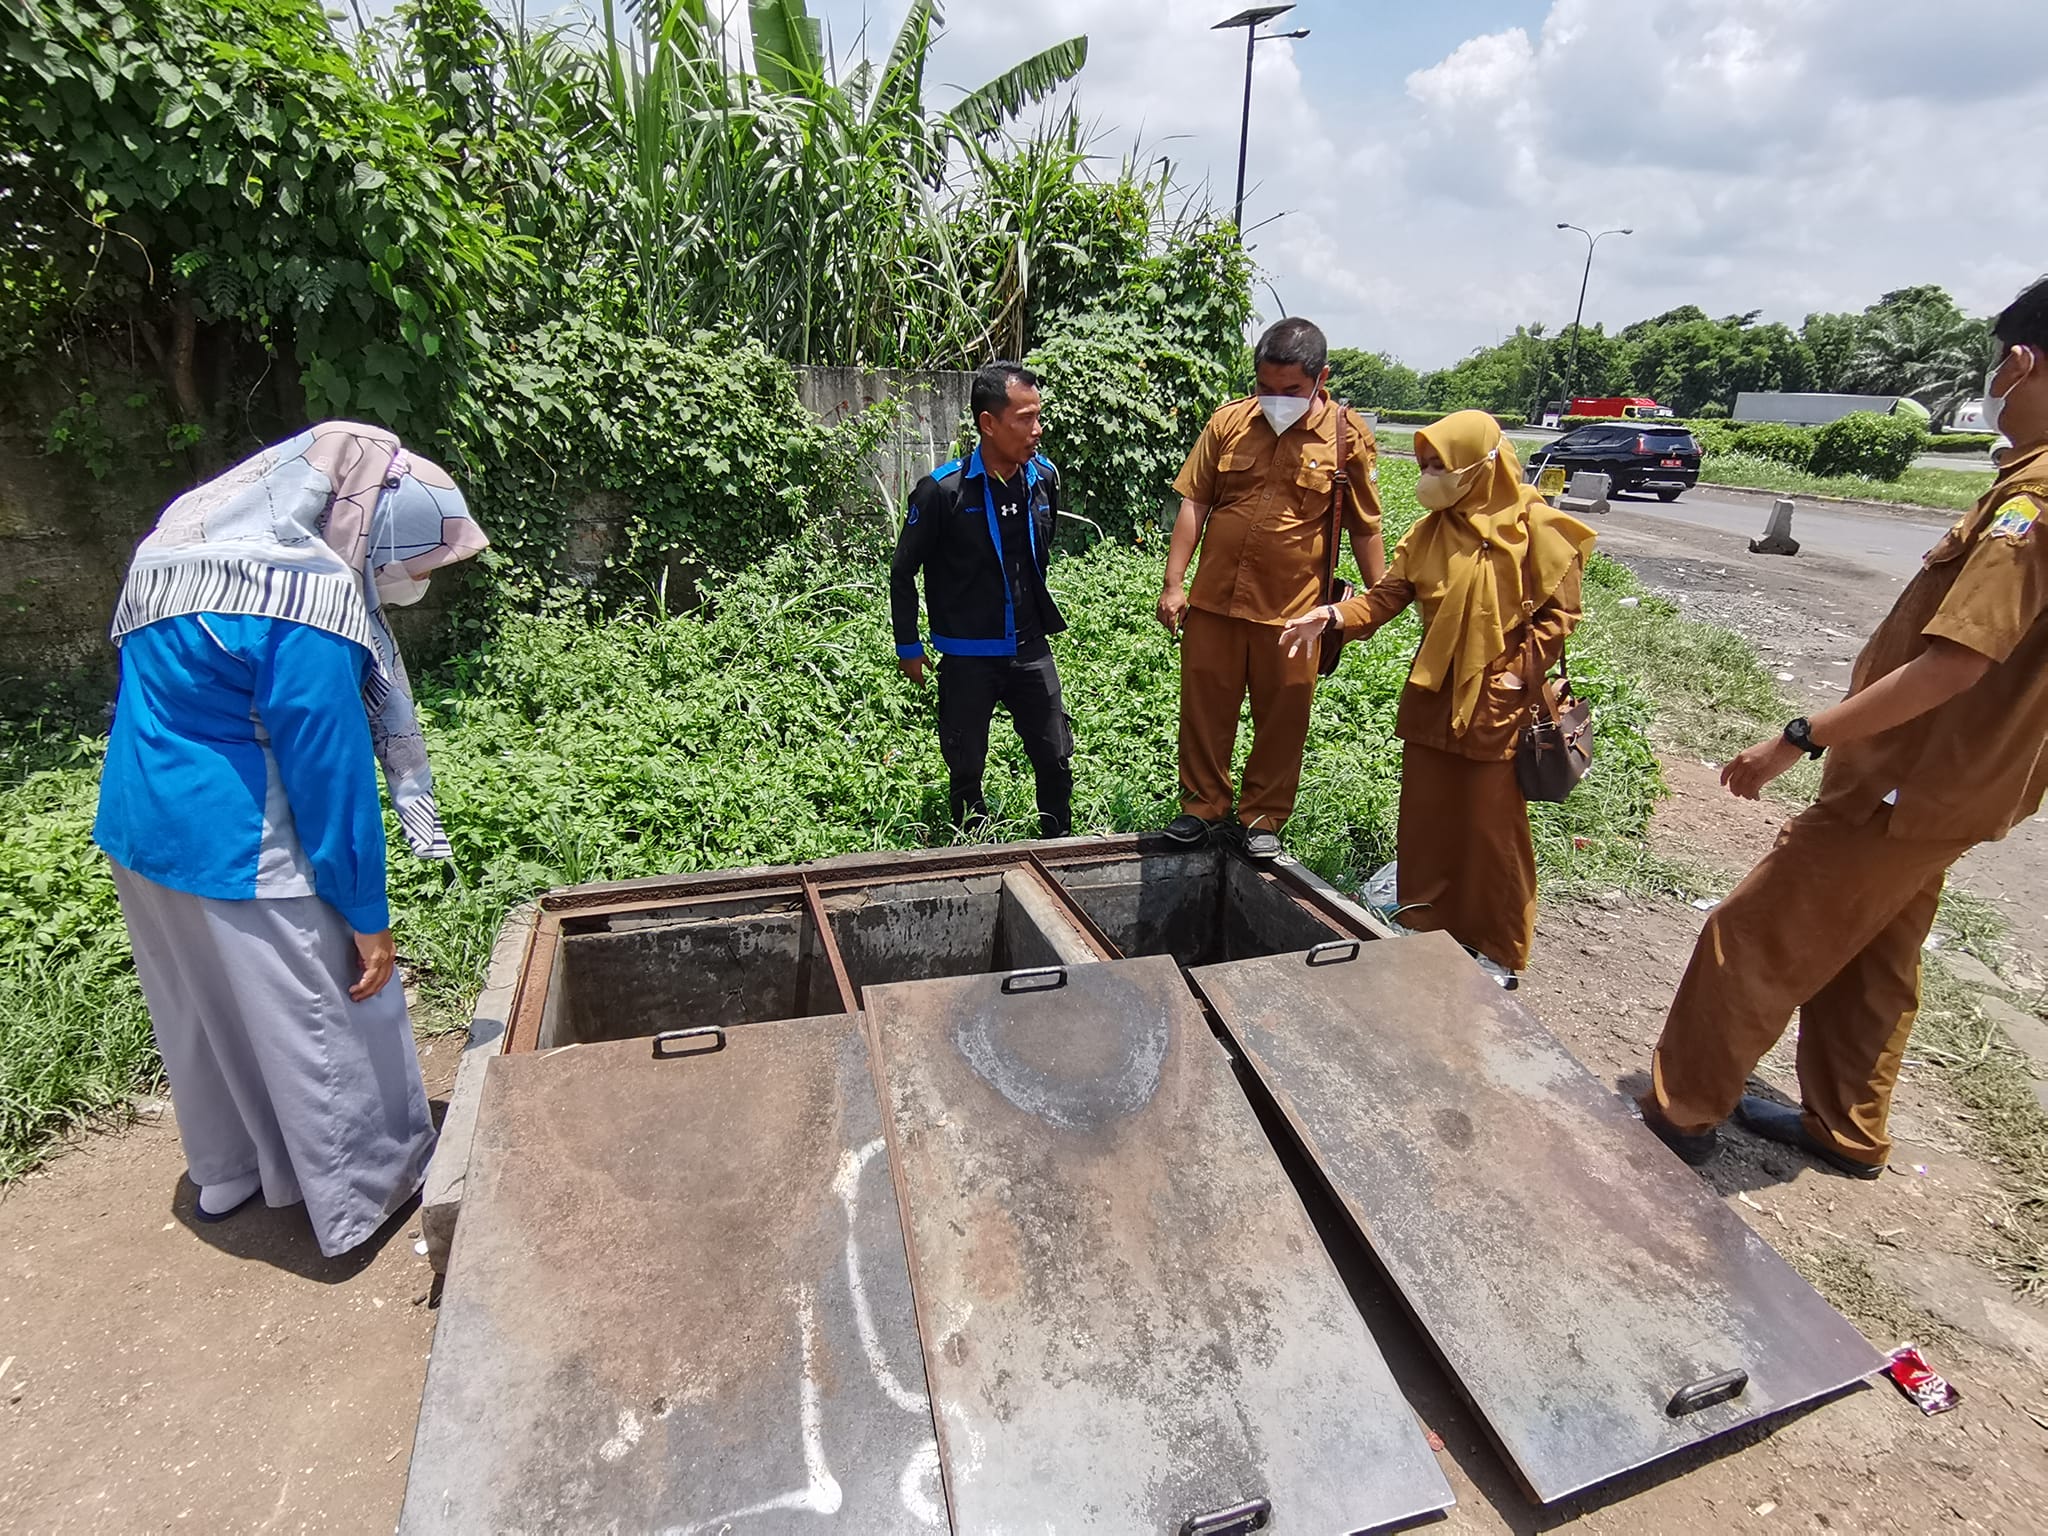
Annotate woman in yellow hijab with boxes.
[1281,410,1596,981]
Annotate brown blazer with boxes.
[1337,559,1585,762]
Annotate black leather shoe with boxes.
[1163,814,1211,845]
[1735,1094,1883,1180]
[1639,1102,1720,1166]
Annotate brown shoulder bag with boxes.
[1317,399,1358,678]
[1511,524,1594,801]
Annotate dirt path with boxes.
[0,1044,459,1533]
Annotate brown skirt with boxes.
[1395,742,1538,971]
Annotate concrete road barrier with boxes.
[1749,497,1801,556]
[1558,471,1611,517]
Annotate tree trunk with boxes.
[167,293,202,424]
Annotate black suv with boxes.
[1526,424,1700,501]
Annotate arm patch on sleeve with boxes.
[1987,494,2043,542]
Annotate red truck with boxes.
[1569,396,1675,420]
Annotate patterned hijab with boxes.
[109,422,488,861]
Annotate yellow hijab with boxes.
[1399,410,1596,733]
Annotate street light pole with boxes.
[1234,22,1255,234]
[1555,222,1632,409]
[1215,6,1310,244]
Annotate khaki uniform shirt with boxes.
[1817,439,2048,842]
[1174,395,1383,624]
[1338,559,1585,762]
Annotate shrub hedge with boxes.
[1809,411,1923,481]
[1552,412,1971,483]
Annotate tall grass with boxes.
[422,0,1116,367]
[0,746,160,1175]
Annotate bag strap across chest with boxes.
[1515,517,1570,722]
[1324,400,1351,603]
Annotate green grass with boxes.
[0,457,1688,1175]
[1700,451,1990,512]
[1908,958,2048,1294]
[0,751,161,1176]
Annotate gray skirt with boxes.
[111,864,437,1257]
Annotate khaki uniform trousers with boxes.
[1396,743,1538,971]
[1178,606,1318,831]
[1646,804,1973,1168]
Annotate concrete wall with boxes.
[0,364,964,691]
[0,400,200,683]
[797,365,973,521]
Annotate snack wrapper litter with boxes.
[1884,1344,1960,1415]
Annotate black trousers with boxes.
[935,646,1074,838]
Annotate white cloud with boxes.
[824,0,2045,368]
[1352,0,2048,364]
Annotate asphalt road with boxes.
[1605,487,1949,582]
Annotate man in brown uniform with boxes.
[1640,274,2048,1179]
[1157,317,1385,858]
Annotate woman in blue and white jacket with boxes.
[95,423,486,1256]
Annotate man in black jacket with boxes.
[891,361,1072,838]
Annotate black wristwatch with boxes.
[1783,717,1824,759]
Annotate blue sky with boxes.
[381,1,2048,368]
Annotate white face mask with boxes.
[374,564,432,607]
[1983,346,2030,434]
[1259,393,1314,436]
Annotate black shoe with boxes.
[1639,1103,1720,1166]
[1735,1094,1883,1180]
[1163,814,1211,845]
[1244,829,1283,860]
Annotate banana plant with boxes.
[571,0,1093,366]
